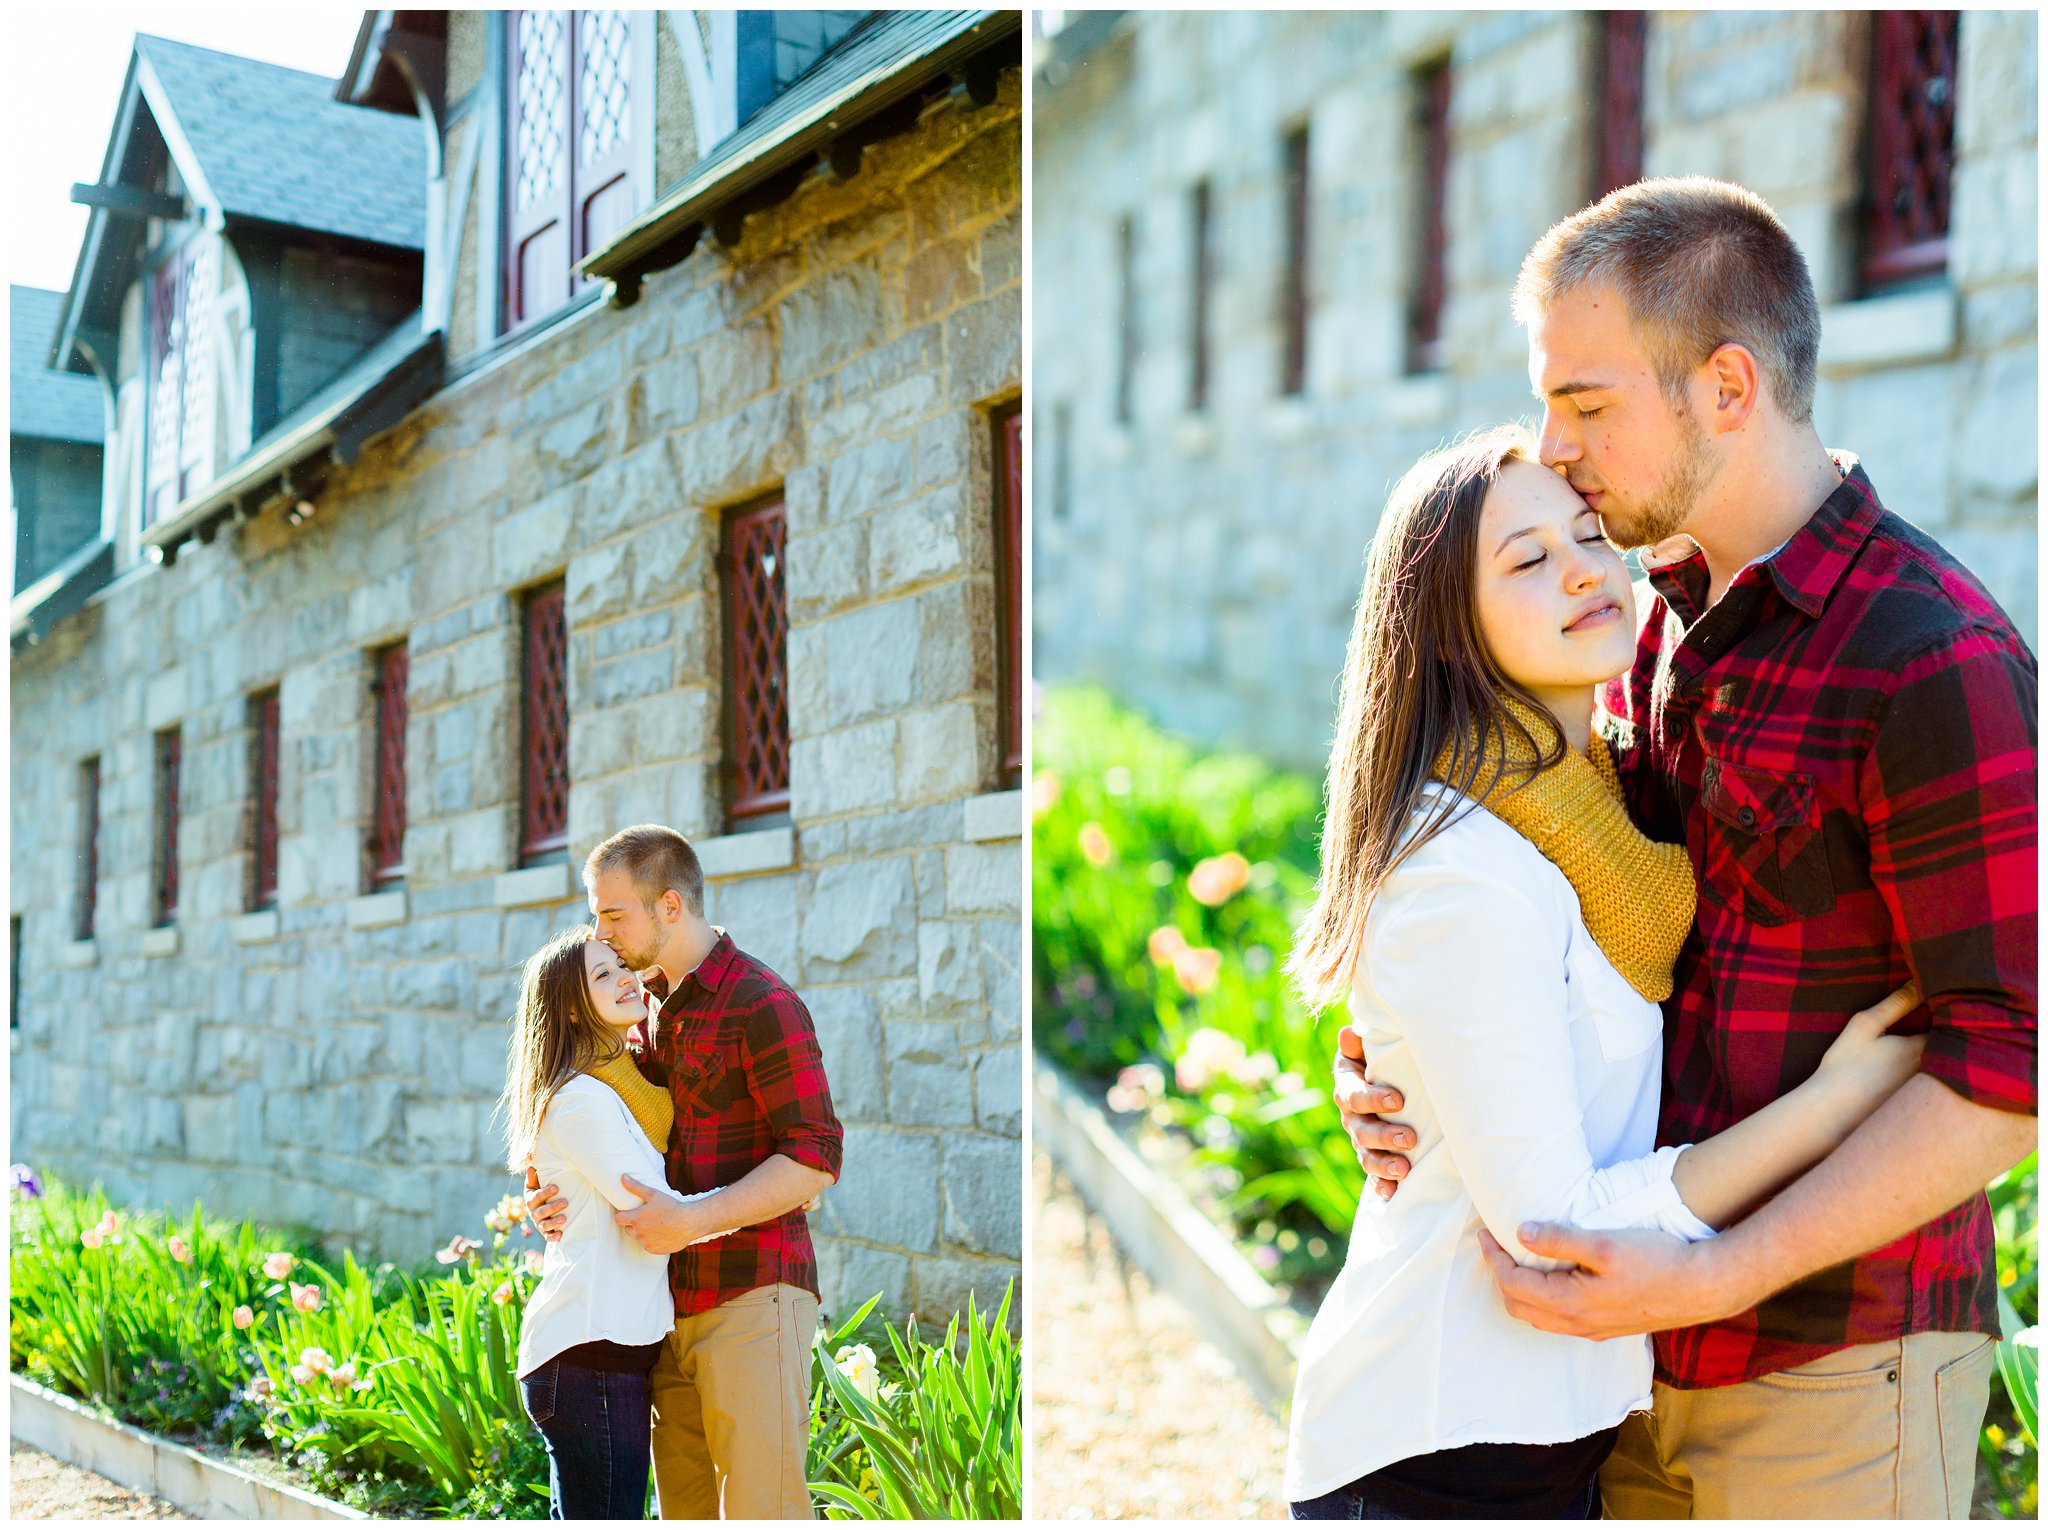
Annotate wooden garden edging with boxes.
[8,1373,366,1519]
[1033,1060,1307,1413]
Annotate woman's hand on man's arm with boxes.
[1331,1023,1416,1199]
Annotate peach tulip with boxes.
[1147,926,1189,965]
[289,1281,322,1314]
[1078,822,1113,867]
[1187,852,1251,907]
[262,1251,294,1280]
[167,1236,191,1264]
[1171,944,1223,996]
[232,1306,255,1330]
[492,1281,516,1306]
[80,1228,104,1250]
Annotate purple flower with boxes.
[11,1164,41,1200]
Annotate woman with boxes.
[1281,426,1924,1519]
[498,925,710,1520]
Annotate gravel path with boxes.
[9,1440,191,1519]
[1031,1150,1289,1520]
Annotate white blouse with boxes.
[516,1075,703,1378]
[1284,791,1717,1503]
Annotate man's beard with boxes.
[1600,404,1715,550]
[610,930,663,972]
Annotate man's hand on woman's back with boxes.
[1332,1023,1418,1200]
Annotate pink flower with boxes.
[1077,822,1114,867]
[232,1305,255,1330]
[289,1282,322,1314]
[247,1376,274,1403]
[166,1236,191,1265]
[298,1347,332,1375]
[262,1252,294,1280]
[1147,926,1189,965]
[1032,771,1061,819]
[435,1234,482,1265]
[525,1249,545,1277]
[491,1281,516,1306]
[80,1228,104,1250]
[1187,852,1251,907]
[96,1211,119,1234]
[1171,945,1223,996]
[289,1364,315,1386]
[331,1360,370,1393]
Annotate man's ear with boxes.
[1702,342,1761,433]
[661,888,685,924]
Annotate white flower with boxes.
[833,1342,882,1404]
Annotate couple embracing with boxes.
[496,824,841,1519]
[1283,178,2036,1519]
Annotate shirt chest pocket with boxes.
[1698,756,1835,925]
[666,1040,748,1114]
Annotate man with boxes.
[1334,178,2035,1517]
[528,823,841,1519]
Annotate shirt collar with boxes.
[657,928,735,1018]
[1644,450,1883,623]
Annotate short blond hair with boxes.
[1513,177,1821,424]
[583,824,704,916]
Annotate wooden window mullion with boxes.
[1281,126,1311,397]
[155,729,181,925]
[996,407,1024,785]
[1114,217,1137,425]
[78,759,100,941]
[1595,11,1648,198]
[249,690,281,911]
[1863,11,1957,291]
[1408,61,1452,375]
[370,644,410,888]
[1189,181,1212,412]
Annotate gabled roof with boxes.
[10,287,104,444]
[133,35,426,250]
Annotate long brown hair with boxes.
[1287,424,1565,1010]
[496,924,630,1171]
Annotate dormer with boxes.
[48,34,442,571]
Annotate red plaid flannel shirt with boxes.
[1603,454,2036,1390]
[631,933,843,1316]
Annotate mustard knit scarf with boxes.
[585,1047,675,1156]
[1434,696,1694,1003]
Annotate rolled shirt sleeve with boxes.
[739,990,844,1180]
[1860,631,2038,1115]
[1365,868,1717,1270]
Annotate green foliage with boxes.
[807,1286,1022,1520]
[1032,685,1361,1279]
[11,1176,1017,1520]
[1980,1153,2038,1518]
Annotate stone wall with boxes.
[1032,10,2037,770]
[10,68,1023,1325]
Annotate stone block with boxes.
[807,985,884,1121]
[405,1098,476,1162]
[908,1255,1018,1327]
[1957,348,2038,501]
[576,437,680,543]
[815,1239,912,1320]
[885,1041,975,1129]
[917,581,982,702]
[535,399,614,489]
[779,264,885,383]
[695,318,777,417]
[807,374,940,460]
[820,601,920,727]
[940,1133,1019,1257]
[944,843,1020,915]
[627,513,716,606]
[630,353,701,441]
[492,485,576,590]
[973,1047,1021,1137]
[673,393,802,508]
[943,294,1020,408]
[701,872,801,981]
[787,521,868,623]
[818,1128,937,1252]
[591,649,677,709]
[916,919,985,1014]
[981,919,1021,1041]
[567,542,637,626]
[915,412,972,492]
[790,719,899,820]
[898,702,980,806]
[870,487,968,596]
[800,857,915,982]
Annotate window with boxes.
[248,690,281,911]
[994,404,1024,787]
[520,583,570,864]
[1863,11,1958,292]
[1408,60,1452,375]
[9,919,19,1032]
[145,238,217,527]
[1280,125,1311,396]
[1188,181,1213,412]
[153,728,181,926]
[369,643,410,889]
[1114,216,1137,425]
[1050,400,1072,522]
[77,758,100,941]
[505,10,652,329]
[1595,12,1647,198]
[722,498,790,825]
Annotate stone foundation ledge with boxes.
[7,1373,365,1519]
[1032,1060,1306,1415]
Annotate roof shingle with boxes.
[11,286,106,443]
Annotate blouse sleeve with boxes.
[1364,862,1716,1270]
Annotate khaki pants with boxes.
[1601,1331,1997,1519]
[649,1283,820,1520]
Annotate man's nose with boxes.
[1538,406,1579,468]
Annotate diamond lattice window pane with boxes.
[579,11,631,166]
[517,11,568,208]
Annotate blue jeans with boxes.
[521,1357,651,1520]
[1290,1474,1600,1519]
[1289,1434,1612,1520]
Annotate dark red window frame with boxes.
[1408,60,1452,375]
[145,238,215,528]
[370,643,410,889]
[995,405,1024,787]
[1863,11,1958,292]
[1114,216,1137,425]
[1281,124,1311,396]
[504,10,651,331]
[722,498,791,824]
[521,583,570,864]
[1189,180,1213,412]
[249,689,281,911]
[154,728,181,926]
[1595,11,1648,198]
[77,757,100,940]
